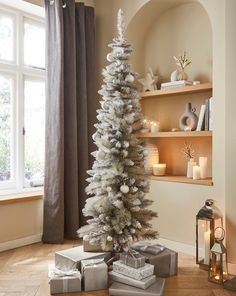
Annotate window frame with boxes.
[0,8,17,64]
[0,4,45,194]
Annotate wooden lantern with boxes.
[208,227,228,284]
[196,199,223,270]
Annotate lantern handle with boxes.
[214,227,225,241]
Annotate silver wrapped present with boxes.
[120,251,145,268]
[132,241,165,255]
[55,245,111,271]
[109,278,165,296]
[83,239,103,252]
[140,248,178,277]
[113,260,154,280]
[81,258,108,291]
[109,271,156,290]
[48,264,81,294]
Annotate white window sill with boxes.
[0,190,43,205]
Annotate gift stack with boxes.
[48,245,111,294]
[109,250,165,296]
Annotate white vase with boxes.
[187,158,196,178]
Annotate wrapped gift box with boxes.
[83,239,104,252]
[109,278,165,296]
[109,271,156,290]
[132,242,165,255]
[55,245,111,271]
[81,258,108,291]
[48,264,81,294]
[113,260,154,280]
[120,251,145,268]
[140,248,178,277]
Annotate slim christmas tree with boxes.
[78,9,157,251]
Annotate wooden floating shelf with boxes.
[140,82,212,99]
[138,131,212,138]
[149,175,213,186]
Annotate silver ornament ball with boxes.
[125,74,134,83]
[120,184,129,194]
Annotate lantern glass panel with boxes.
[209,252,228,284]
[196,218,212,266]
[196,217,223,266]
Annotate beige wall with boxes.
[143,2,212,83]
[225,0,236,266]
[0,199,43,244]
[95,0,236,265]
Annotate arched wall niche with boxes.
[123,0,226,257]
[125,0,212,83]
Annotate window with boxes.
[0,5,45,192]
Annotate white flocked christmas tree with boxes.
[77,9,157,252]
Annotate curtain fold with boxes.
[43,0,95,243]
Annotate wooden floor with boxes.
[0,240,235,296]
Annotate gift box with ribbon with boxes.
[55,245,111,271]
[132,241,165,255]
[109,271,156,290]
[81,258,108,291]
[48,264,81,294]
[120,250,145,269]
[113,260,154,281]
[144,248,178,277]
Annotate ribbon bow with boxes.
[48,264,81,279]
[81,259,105,273]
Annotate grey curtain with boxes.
[43,0,95,243]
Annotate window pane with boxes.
[0,74,13,182]
[0,13,14,62]
[24,79,45,184]
[24,20,45,69]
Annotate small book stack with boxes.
[109,251,165,296]
[160,80,193,90]
[197,97,213,131]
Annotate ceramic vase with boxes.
[179,102,198,131]
[177,69,188,81]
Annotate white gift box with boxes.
[81,258,108,291]
[55,245,111,271]
[109,278,165,296]
[48,264,81,294]
[109,271,156,290]
[113,260,154,280]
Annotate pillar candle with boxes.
[150,121,160,133]
[153,164,166,176]
[193,165,200,180]
[204,230,210,265]
[199,157,208,179]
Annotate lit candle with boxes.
[150,121,160,133]
[153,164,166,176]
[193,165,201,180]
[199,157,208,179]
[204,230,210,265]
